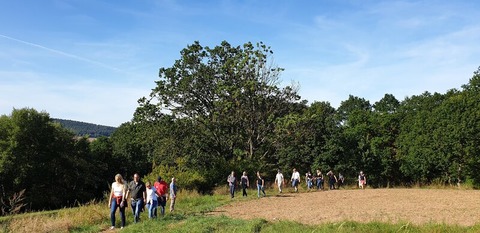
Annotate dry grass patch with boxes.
[4,201,108,233]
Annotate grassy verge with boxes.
[0,200,109,233]
[2,188,480,232]
[118,216,480,233]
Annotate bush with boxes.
[143,158,207,191]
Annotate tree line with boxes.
[0,40,479,214]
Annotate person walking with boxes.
[169,177,177,212]
[315,170,324,190]
[256,171,266,197]
[326,170,337,190]
[274,169,285,193]
[358,171,367,189]
[241,171,249,197]
[108,174,126,230]
[227,171,236,198]
[125,173,146,223]
[306,171,313,190]
[338,173,345,188]
[291,168,301,192]
[154,176,168,216]
[145,182,158,219]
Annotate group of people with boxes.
[108,169,366,229]
[228,171,267,198]
[108,173,178,230]
[228,169,368,197]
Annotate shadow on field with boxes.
[274,194,294,198]
[206,210,227,215]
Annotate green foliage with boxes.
[0,108,115,213]
[143,158,207,191]
[109,122,152,178]
[132,40,301,191]
[274,101,337,174]
[393,70,480,186]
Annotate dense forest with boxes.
[52,118,116,137]
[0,41,479,215]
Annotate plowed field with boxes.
[215,189,480,226]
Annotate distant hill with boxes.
[52,118,117,137]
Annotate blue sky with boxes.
[1,0,479,127]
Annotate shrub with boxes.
[143,158,207,191]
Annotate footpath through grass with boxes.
[1,188,480,232]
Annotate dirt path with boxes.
[215,189,480,226]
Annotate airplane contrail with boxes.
[0,34,124,72]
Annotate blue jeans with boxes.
[146,200,158,219]
[110,198,125,227]
[257,184,266,197]
[307,179,313,189]
[131,198,144,223]
[229,185,235,198]
[316,179,323,190]
[292,179,299,187]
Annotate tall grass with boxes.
[1,200,108,233]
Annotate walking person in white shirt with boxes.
[290,168,301,192]
[274,169,285,193]
[145,182,158,219]
[108,174,127,230]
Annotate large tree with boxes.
[396,92,447,184]
[370,94,401,186]
[135,41,300,172]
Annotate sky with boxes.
[1,0,479,127]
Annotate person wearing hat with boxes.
[153,176,168,216]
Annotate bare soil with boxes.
[214,189,480,226]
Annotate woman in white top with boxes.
[108,174,126,229]
[145,181,158,219]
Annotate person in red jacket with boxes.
[153,176,168,216]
